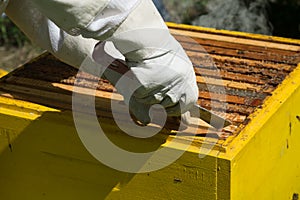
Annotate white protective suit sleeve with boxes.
[5,0,98,68]
[5,0,137,67]
[8,0,198,125]
[30,0,140,40]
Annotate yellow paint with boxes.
[166,24,300,199]
[0,109,227,200]
[0,96,59,120]
[167,22,300,45]
[223,64,300,158]
[0,96,59,155]
[0,69,8,78]
[214,63,300,199]
[0,113,31,154]
[0,66,299,199]
[1,25,300,199]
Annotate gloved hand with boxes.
[93,0,198,125]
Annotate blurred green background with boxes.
[0,15,27,47]
[0,14,43,73]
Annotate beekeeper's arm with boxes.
[4,0,98,68]
[4,0,198,125]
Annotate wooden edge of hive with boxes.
[166,22,300,46]
[220,63,300,158]
[0,69,8,78]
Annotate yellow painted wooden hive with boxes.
[0,23,300,200]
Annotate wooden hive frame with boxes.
[0,23,300,199]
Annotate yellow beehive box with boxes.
[0,23,300,200]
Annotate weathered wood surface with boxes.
[0,26,299,140]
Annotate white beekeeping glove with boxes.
[93,0,198,125]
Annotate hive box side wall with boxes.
[228,65,300,200]
[0,104,231,200]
